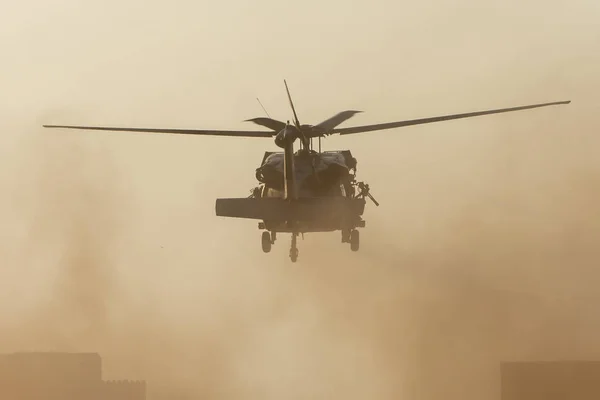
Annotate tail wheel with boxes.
[350,229,359,251]
[290,233,299,262]
[290,248,299,262]
[261,231,272,253]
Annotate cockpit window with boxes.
[264,187,284,198]
[324,182,344,196]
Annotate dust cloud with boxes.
[2,0,600,399]
[3,107,600,400]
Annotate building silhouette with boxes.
[501,361,600,400]
[0,352,146,400]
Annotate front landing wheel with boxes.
[261,231,272,253]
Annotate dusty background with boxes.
[1,0,599,399]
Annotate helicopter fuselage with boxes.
[248,149,366,234]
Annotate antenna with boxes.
[256,97,271,118]
[283,80,301,128]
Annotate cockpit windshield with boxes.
[262,180,347,198]
[263,187,284,198]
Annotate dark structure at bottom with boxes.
[0,352,146,400]
[501,361,600,400]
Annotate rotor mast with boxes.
[284,80,311,151]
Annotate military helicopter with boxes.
[43,81,570,262]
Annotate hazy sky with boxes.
[1,0,600,399]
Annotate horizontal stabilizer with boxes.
[216,198,283,220]
[215,197,365,221]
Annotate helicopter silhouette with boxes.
[43,81,570,262]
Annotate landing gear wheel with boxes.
[350,229,359,252]
[261,231,272,253]
[341,229,350,243]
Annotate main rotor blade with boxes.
[244,117,287,132]
[42,124,274,137]
[284,79,301,127]
[331,100,571,135]
[313,110,363,133]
